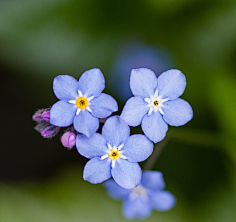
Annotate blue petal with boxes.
[141,171,165,190]
[157,69,186,100]
[111,159,142,189]
[76,133,107,159]
[141,112,168,143]
[162,98,193,126]
[73,110,99,137]
[78,68,105,98]
[89,93,118,118]
[130,68,158,98]
[122,135,153,162]
[102,116,130,147]
[83,157,111,184]
[150,190,176,211]
[103,179,130,200]
[50,100,76,127]
[120,97,149,127]
[53,75,78,100]
[122,197,152,220]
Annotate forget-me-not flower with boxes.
[104,171,176,220]
[50,68,118,137]
[120,68,193,143]
[108,41,174,101]
[76,116,153,189]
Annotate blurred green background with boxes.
[1,0,236,221]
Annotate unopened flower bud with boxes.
[41,110,50,122]
[32,108,50,122]
[61,131,76,149]
[32,111,43,122]
[41,125,59,138]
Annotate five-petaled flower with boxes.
[120,68,193,143]
[50,68,118,138]
[104,170,176,220]
[76,116,153,189]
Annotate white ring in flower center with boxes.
[68,90,94,115]
[144,89,169,116]
[100,143,127,168]
[129,185,148,200]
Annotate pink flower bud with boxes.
[41,110,50,122]
[32,112,42,122]
[32,108,50,122]
[41,125,59,138]
[61,131,76,149]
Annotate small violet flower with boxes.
[61,131,76,149]
[76,116,153,189]
[104,171,176,220]
[50,68,118,138]
[120,68,193,143]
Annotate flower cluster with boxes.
[32,67,193,219]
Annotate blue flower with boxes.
[76,116,153,189]
[104,171,176,220]
[50,68,118,137]
[108,41,174,102]
[120,68,193,143]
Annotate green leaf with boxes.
[208,71,236,164]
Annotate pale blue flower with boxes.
[50,68,118,137]
[108,41,174,101]
[104,171,176,220]
[76,116,153,189]
[120,68,193,143]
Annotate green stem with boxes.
[144,134,170,170]
[143,128,222,171]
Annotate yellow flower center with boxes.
[153,100,159,106]
[108,149,120,160]
[76,97,88,109]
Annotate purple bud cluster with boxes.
[33,109,60,139]
[33,109,78,149]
